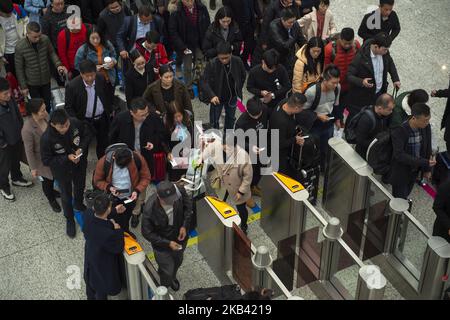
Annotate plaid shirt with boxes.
[183,4,198,26]
[407,127,422,159]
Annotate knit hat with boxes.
[0,0,14,14]
[246,98,263,117]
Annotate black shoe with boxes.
[74,203,87,212]
[0,186,15,201]
[131,214,140,228]
[49,200,61,213]
[54,190,61,198]
[12,177,32,187]
[171,279,180,291]
[66,219,76,238]
[209,0,216,10]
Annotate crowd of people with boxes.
[1,0,450,299]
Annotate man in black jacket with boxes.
[97,0,131,51]
[83,193,125,300]
[247,48,290,114]
[168,0,210,90]
[390,103,436,199]
[261,0,301,44]
[0,78,32,201]
[431,80,450,152]
[141,180,193,292]
[41,109,92,237]
[109,97,169,227]
[432,178,450,243]
[117,4,165,62]
[358,0,401,43]
[267,9,306,75]
[355,93,394,158]
[235,97,269,197]
[346,32,400,123]
[200,42,247,130]
[269,93,306,180]
[65,60,113,159]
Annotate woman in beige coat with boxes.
[292,37,324,93]
[297,0,337,41]
[21,98,61,212]
[203,136,253,233]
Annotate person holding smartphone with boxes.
[141,181,193,292]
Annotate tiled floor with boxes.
[1,0,450,300]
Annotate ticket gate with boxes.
[259,171,387,300]
[323,137,450,299]
[197,196,242,284]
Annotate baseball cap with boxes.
[157,181,180,205]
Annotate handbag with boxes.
[152,152,167,181]
[210,170,222,190]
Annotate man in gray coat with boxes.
[14,21,67,112]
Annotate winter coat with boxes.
[346,38,400,108]
[143,79,193,114]
[292,44,322,93]
[202,22,242,59]
[21,116,53,180]
[203,140,253,205]
[0,99,23,147]
[298,7,337,41]
[434,80,450,143]
[24,0,50,24]
[40,7,70,46]
[358,10,401,43]
[14,34,62,88]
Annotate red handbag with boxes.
[152,152,167,182]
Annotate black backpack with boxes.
[92,143,142,189]
[344,106,376,144]
[307,81,339,112]
[366,130,393,177]
[183,284,243,300]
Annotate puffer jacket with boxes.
[14,34,62,88]
[202,22,242,59]
[292,44,322,93]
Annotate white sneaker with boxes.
[0,188,15,201]
[12,178,33,187]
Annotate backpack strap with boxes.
[103,150,142,178]
[365,107,377,133]
[331,41,337,63]
[309,82,322,112]
[65,27,71,52]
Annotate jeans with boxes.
[310,122,334,171]
[58,160,87,221]
[236,203,249,232]
[0,142,23,189]
[209,102,237,130]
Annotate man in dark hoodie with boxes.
[0,77,32,201]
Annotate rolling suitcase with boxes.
[289,135,321,205]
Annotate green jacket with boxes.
[390,91,410,128]
[14,34,62,88]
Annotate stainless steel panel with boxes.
[197,198,231,284]
[260,175,293,245]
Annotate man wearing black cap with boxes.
[235,97,269,198]
[141,181,193,292]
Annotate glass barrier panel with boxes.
[363,179,390,260]
[393,215,429,281]
[330,241,360,300]
[295,207,323,289]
